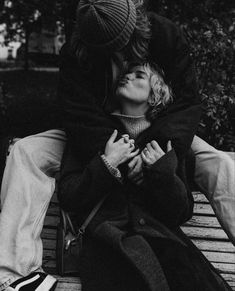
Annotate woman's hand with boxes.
[104,130,139,167]
[127,154,144,185]
[141,140,172,167]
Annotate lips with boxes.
[118,79,128,86]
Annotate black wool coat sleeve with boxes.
[58,144,123,215]
[147,13,202,157]
[57,45,123,165]
[140,149,194,228]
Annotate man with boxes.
[0,0,234,290]
[58,0,235,243]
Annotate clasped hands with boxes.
[104,130,172,185]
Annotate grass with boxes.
[0,70,60,137]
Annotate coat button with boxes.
[139,218,146,226]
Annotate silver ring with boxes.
[122,135,129,143]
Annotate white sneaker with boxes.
[5,272,57,291]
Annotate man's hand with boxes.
[127,154,144,185]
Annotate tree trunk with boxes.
[24,22,30,71]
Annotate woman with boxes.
[58,63,232,291]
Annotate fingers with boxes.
[143,147,151,159]
[147,141,163,155]
[128,156,142,177]
[128,165,143,184]
[121,134,134,146]
[108,129,118,143]
[151,140,172,153]
[122,134,129,143]
[167,140,172,152]
[146,143,153,154]
[119,135,135,149]
[141,150,149,164]
[129,139,135,146]
[150,140,158,150]
[153,141,165,154]
[129,140,135,151]
[129,148,139,159]
[128,155,138,169]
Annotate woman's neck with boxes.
[120,101,149,116]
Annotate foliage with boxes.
[146,0,235,149]
[0,71,60,137]
[0,0,65,68]
[0,0,64,38]
[188,17,235,149]
[0,0,234,149]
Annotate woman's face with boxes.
[116,65,151,104]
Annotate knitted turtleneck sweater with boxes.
[111,112,151,139]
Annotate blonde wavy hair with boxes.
[143,62,172,108]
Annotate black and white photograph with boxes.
[0,0,234,290]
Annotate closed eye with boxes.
[136,74,144,79]
[135,70,148,79]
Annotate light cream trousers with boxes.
[192,135,235,244]
[0,130,66,290]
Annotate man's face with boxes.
[111,39,132,64]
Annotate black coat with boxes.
[58,123,231,291]
[57,13,202,166]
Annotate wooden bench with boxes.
[43,191,235,290]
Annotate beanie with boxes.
[76,0,137,52]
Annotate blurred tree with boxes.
[63,0,77,41]
[145,0,235,149]
[0,0,234,149]
[0,0,65,69]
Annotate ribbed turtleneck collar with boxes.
[111,112,151,139]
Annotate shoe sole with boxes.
[35,275,57,291]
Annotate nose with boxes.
[125,72,135,80]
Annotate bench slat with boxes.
[185,215,222,228]
[193,239,235,253]
[181,226,230,240]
